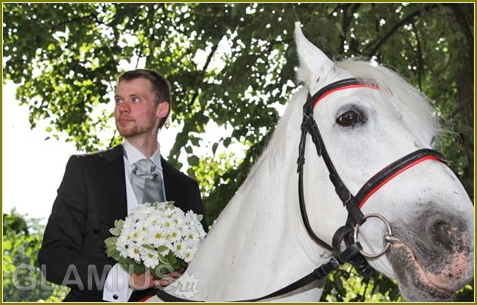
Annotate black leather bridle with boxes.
[155,77,447,302]
[297,77,446,277]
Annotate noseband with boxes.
[297,78,446,275]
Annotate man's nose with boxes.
[117,102,130,112]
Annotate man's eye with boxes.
[132,97,140,103]
[115,99,123,104]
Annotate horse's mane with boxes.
[240,87,307,187]
[337,59,442,143]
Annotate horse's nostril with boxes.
[432,221,453,251]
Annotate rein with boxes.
[155,78,446,302]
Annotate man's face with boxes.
[114,78,161,139]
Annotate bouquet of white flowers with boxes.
[104,201,206,278]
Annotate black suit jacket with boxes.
[38,145,206,302]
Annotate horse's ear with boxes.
[295,22,335,86]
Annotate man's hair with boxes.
[118,69,171,128]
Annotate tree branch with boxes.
[188,35,224,109]
[364,3,439,59]
[338,3,361,54]
[411,22,423,90]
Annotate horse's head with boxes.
[294,22,474,301]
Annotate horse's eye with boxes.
[336,110,363,127]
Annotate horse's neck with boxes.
[183,153,332,301]
[172,90,333,301]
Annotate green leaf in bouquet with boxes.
[158,253,168,265]
[118,259,145,276]
[104,237,123,261]
[109,228,120,236]
[109,219,123,236]
[117,255,129,265]
[165,251,185,271]
[156,245,169,253]
[104,236,117,249]
[179,259,188,269]
[150,268,162,279]
[115,219,124,229]
[133,262,146,275]
[142,243,155,251]
[151,264,173,279]
[166,251,178,266]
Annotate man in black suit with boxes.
[38,69,207,302]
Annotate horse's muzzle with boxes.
[388,212,474,301]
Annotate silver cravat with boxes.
[130,159,165,204]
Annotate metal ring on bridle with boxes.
[353,213,393,258]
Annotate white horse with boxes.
[147,22,474,302]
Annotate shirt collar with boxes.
[123,140,163,170]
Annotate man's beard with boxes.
[116,123,154,138]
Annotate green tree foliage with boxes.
[3,210,69,301]
[3,3,473,302]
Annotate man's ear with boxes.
[156,102,170,119]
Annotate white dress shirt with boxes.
[103,140,164,302]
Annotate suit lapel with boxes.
[100,145,128,221]
[161,158,181,203]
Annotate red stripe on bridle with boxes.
[357,155,445,208]
[313,84,379,108]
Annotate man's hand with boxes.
[129,268,185,290]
